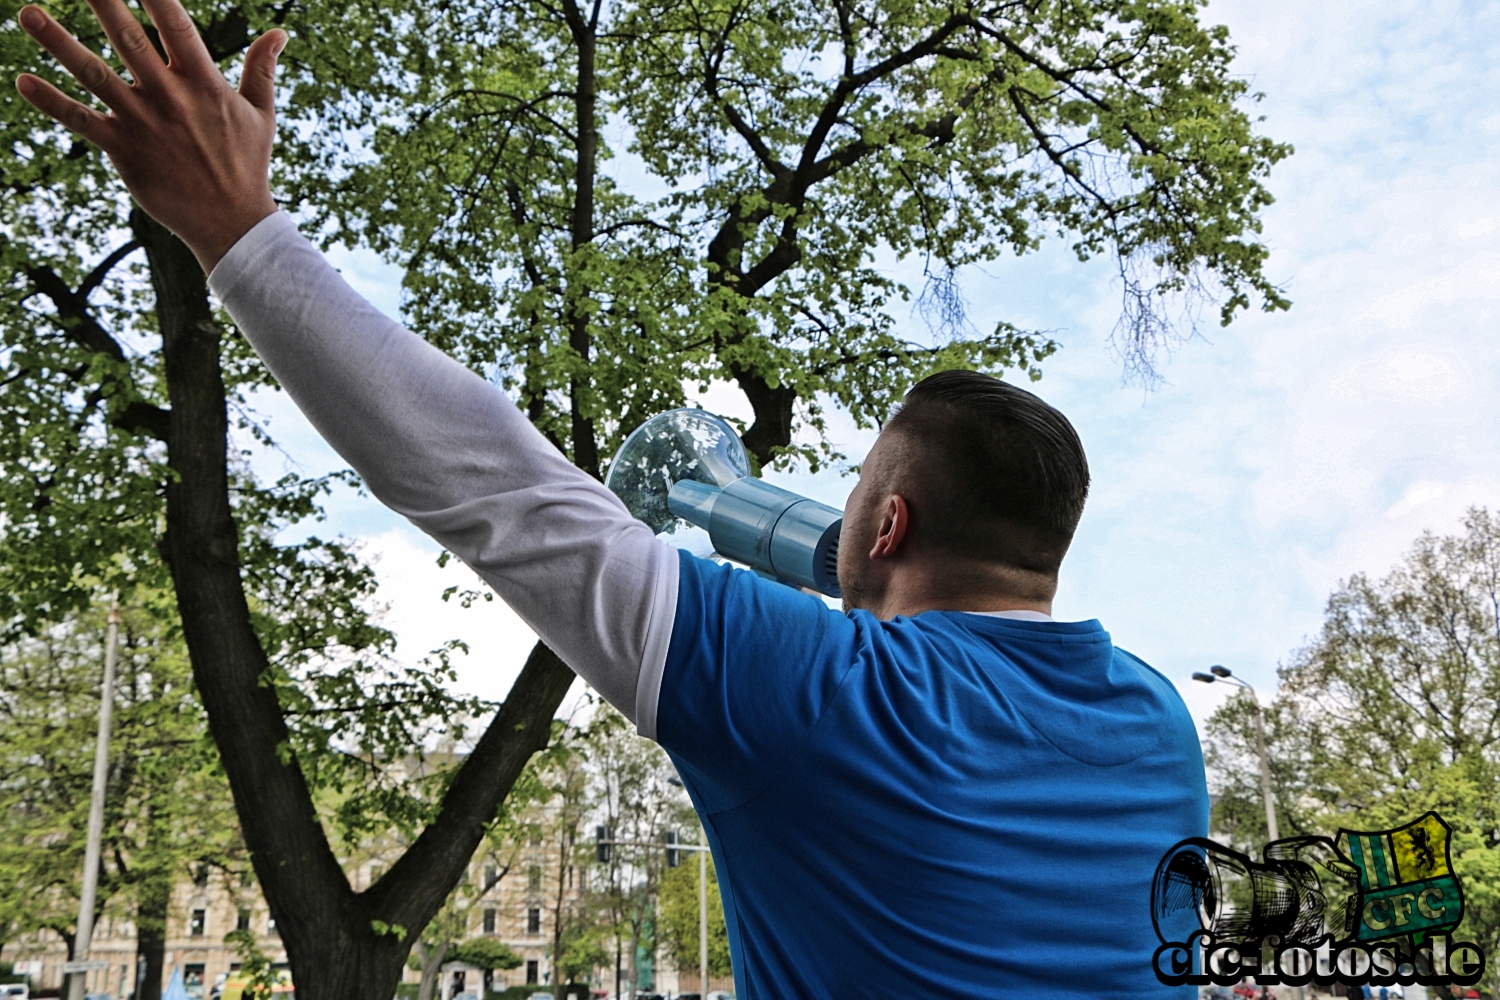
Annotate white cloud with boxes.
[1329,347,1473,402]
[1385,480,1448,520]
[1358,254,1500,332]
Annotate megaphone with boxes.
[605,409,844,598]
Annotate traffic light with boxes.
[664,829,680,868]
[595,826,611,864]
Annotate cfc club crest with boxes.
[1338,812,1462,945]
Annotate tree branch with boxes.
[78,240,142,300]
[24,251,172,442]
[372,641,576,933]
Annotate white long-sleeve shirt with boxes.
[209,211,679,738]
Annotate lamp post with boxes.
[1192,664,1279,842]
[67,599,121,1000]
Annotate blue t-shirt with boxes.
[658,551,1208,998]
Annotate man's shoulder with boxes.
[865,614,1202,768]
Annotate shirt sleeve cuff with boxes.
[207,211,304,303]
[633,542,681,742]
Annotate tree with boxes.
[657,840,731,981]
[533,731,591,987]
[288,0,1290,473]
[448,938,524,994]
[580,705,693,997]
[0,589,242,1000]
[407,807,528,1000]
[1,4,578,999]
[1203,508,1500,996]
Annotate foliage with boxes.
[280,0,1290,471]
[556,923,611,983]
[448,937,524,971]
[657,848,731,978]
[1203,508,1500,991]
[0,588,241,956]
[224,928,283,1000]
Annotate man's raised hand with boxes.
[14,0,287,273]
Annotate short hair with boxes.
[883,370,1089,575]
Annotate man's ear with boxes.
[868,494,911,560]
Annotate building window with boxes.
[189,909,206,937]
[185,964,205,991]
[527,865,541,891]
[482,908,497,935]
[236,909,251,932]
[526,960,538,985]
[267,916,279,938]
[483,862,497,887]
[526,908,541,935]
[193,864,210,887]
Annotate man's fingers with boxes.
[136,0,216,78]
[15,74,115,148]
[238,30,286,114]
[82,0,165,86]
[17,5,135,108]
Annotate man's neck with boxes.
[861,572,1054,621]
[868,595,1054,621]
[968,608,1055,621]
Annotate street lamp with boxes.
[66,598,121,1000]
[1192,664,1280,843]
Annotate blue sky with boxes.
[244,0,1500,726]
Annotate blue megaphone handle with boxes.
[669,478,843,598]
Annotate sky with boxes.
[241,0,1500,732]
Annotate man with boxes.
[14,4,1208,994]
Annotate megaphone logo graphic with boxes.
[1149,812,1484,988]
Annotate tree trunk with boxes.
[560,0,600,477]
[58,931,76,1000]
[132,207,578,1000]
[416,939,450,1000]
[627,913,641,998]
[731,368,797,468]
[134,867,170,1000]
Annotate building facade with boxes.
[1,846,592,998]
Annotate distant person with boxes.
[15,2,1208,995]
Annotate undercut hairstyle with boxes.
[883,370,1090,576]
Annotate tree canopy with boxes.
[285,0,1290,469]
[658,846,731,979]
[1204,508,1500,995]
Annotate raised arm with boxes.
[209,215,677,729]
[14,0,678,735]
